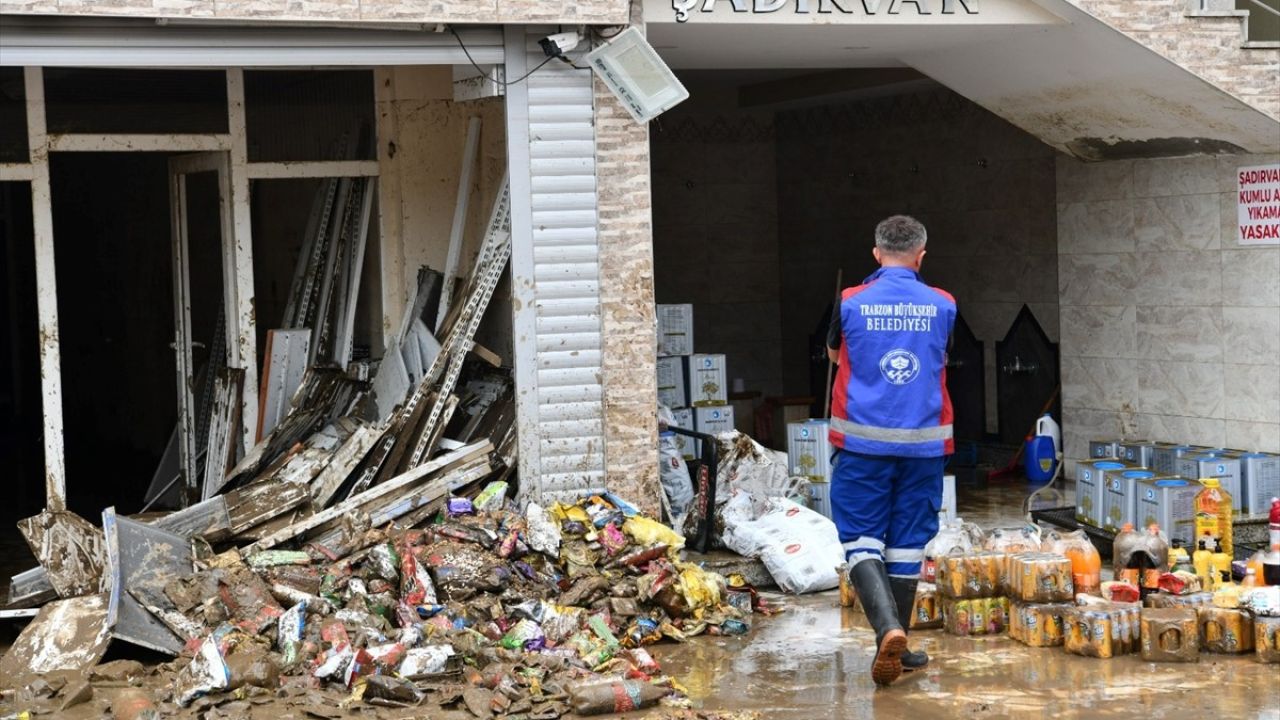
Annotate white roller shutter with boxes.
[505,26,608,504]
[0,17,503,67]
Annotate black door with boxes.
[946,313,985,441]
[996,306,1060,445]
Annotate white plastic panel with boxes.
[0,17,503,67]
[506,26,607,503]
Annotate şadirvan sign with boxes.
[1238,164,1280,245]
[671,0,978,22]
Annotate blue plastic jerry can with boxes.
[1024,414,1061,484]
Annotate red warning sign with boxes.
[1238,163,1280,245]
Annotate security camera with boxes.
[539,31,582,58]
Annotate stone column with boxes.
[594,0,662,515]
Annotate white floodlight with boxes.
[586,27,688,124]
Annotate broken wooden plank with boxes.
[0,594,111,688]
[308,459,491,549]
[17,510,105,598]
[152,494,233,541]
[470,341,503,368]
[310,422,382,509]
[245,439,492,553]
[102,508,186,655]
[377,460,492,532]
[225,479,313,535]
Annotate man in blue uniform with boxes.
[827,215,955,686]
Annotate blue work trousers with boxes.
[830,449,944,579]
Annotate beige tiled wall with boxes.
[1057,153,1280,465]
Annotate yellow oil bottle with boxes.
[1194,478,1233,557]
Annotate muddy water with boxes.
[650,591,1280,720]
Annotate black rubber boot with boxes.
[889,576,930,671]
[849,559,907,686]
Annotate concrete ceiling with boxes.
[647,0,1280,159]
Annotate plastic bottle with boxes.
[1242,568,1259,588]
[1246,550,1268,587]
[1193,534,1214,587]
[1044,528,1101,596]
[1210,539,1232,591]
[1264,543,1280,587]
[1193,478,1233,557]
[1140,524,1170,597]
[1169,542,1193,575]
[1113,523,1140,586]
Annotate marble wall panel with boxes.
[1057,200,1137,255]
[1062,407,1135,462]
[1057,253,1139,307]
[1136,360,1225,419]
[1062,305,1137,359]
[1136,413,1227,450]
[1220,247,1280,307]
[1132,156,1220,198]
[1056,158,1134,203]
[1223,420,1280,454]
[1134,194,1220,252]
[1223,364,1280,425]
[1221,306,1280,365]
[1131,250,1223,307]
[1134,306,1222,362]
[1061,356,1139,414]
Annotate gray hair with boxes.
[875,215,927,255]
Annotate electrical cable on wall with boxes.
[449,26,558,86]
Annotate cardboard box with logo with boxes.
[657,303,694,357]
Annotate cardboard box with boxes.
[656,356,687,409]
[657,304,694,356]
[686,354,727,407]
[1103,468,1155,533]
[668,407,695,460]
[1136,477,1199,547]
[1176,454,1243,513]
[692,405,734,457]
[1075,459,1130,527]
[1240,452,1280,515]
[787,419,832,482]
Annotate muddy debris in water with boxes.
[2,490,778,719]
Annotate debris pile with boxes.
[4,491,775,718]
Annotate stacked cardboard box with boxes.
[657,304,732,459]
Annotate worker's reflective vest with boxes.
[829,266,956,458]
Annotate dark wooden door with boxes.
[996,306,1060,445]
[946,313,985,441]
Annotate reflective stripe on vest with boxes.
[830,416,953,444]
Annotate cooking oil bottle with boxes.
[1193,534,1215,587]
[1194,478,1233,557]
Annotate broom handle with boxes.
[823,268,843,419]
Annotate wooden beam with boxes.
[46,134,232,152]
[25,67,66,513]
[225,69,260,456]
[246,160,380,179]
[244,439,492,552]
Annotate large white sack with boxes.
[722,493,844,594]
